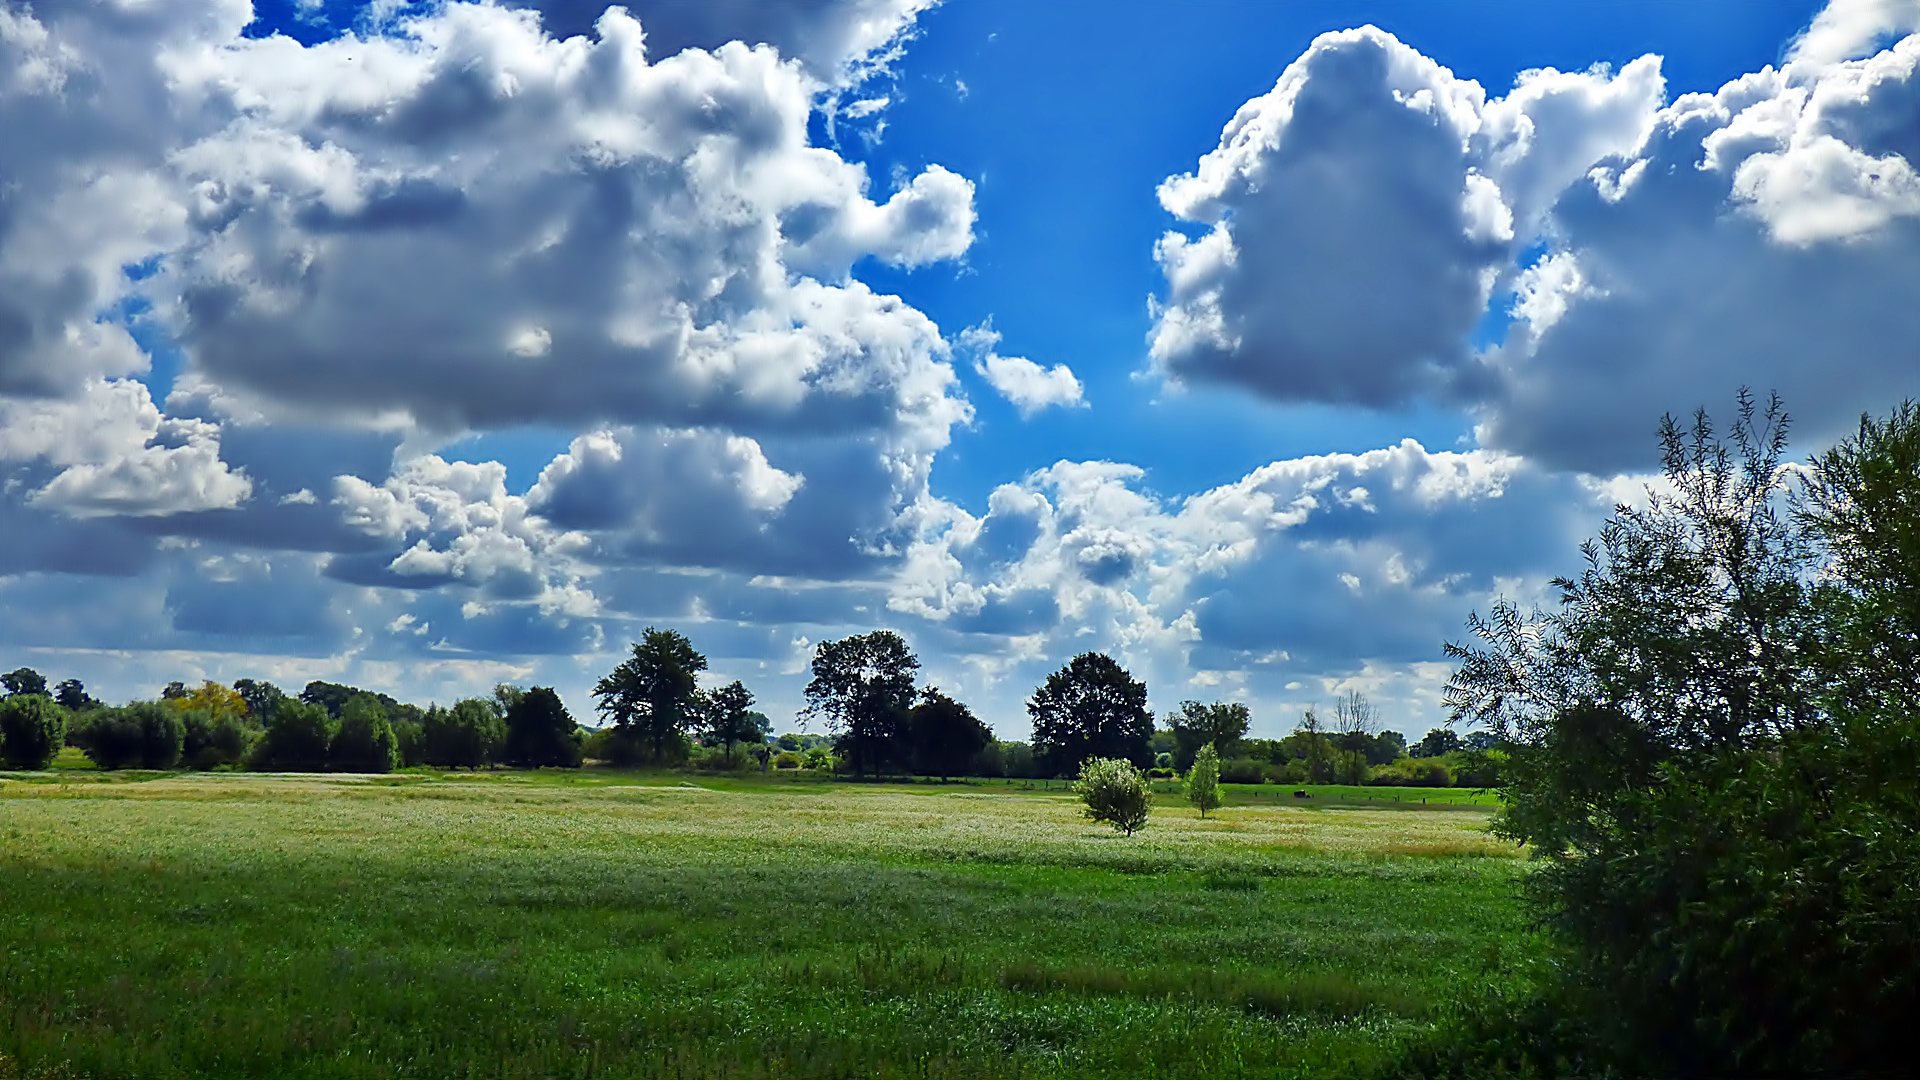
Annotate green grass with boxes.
[0,768,1533,1079]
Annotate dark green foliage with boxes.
[1411,728,1460,758]
[502,687,583,768]
[696,680,765,764]
[0,695,66,769]
[804,630,920,775]
[1216,757,1266,785]
[180,708,254,770]
[52,678,93,712]
[1,667,46,698]
[330,694,398,773]
[1075,756,1151,836]
[1029,652,1153,776]
[1166,700,1250,772]
[73,703,184,770]
[594,628,708,761]
[231,678,287,721]
[1444,393,1920,1077]
[250,701,334,771]
[905,688,992,780]
[420,698,505,768]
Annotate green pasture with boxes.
[0,767,1531,1079]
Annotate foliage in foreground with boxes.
[1076,755,1152,836]
[1443,394,1920,1077]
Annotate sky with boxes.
[5,0,1919,740]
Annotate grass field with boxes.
[0,767,1532,1079]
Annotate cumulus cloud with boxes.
[957,322,1084,417]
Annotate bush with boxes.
[1217,757,1266,784]
[74,703,184,770]
[330,694,398,773]
[0,695,68,770]
[1370,757,1453,787]
[773,750,802,770]
[250,701,334,771]
[1075,756,1150,836]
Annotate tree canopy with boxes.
[804,631,920,775]
[1029,653,1152,777]
[595,628,708,761]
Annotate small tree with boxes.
[697,680,765,765]
[503,687,583,768]
[0,695,67,769]
[1076,756,1151,836]
[53,678,94,712]
[1186,743,1222,818]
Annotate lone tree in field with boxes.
[1076,756,1151,836]
[697,680,765,764]
[906,688,993,780]
[1186,743,1222,818]
[803,630,919,775]
[595,628,708,762]
[1028,652,1153,777]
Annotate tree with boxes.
[906,688,992,780]
[1330,689,1380,784]
[232,678,288,721]
[250,701,334,771]
[1411,727,1461,758]
[180,708,253,770]
[1186,742,1222,818]
[73,703,183,770]
[696,680,765,765]
[1442,392,1917,1076]
[1290,708,1334,782]
[803,631,920,775]
[0,695,67,769]
[330,693,398,773]
[299,680,356,717]
[53,678,95,712]
[1167,700,1251,771]
[594,629,708,763]
[1076,756,1151,836]
[2,667,46,698]
[503,687,583,768]
[421,698,505,769]
[1029,653,1152,777]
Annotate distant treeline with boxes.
[1,630,1495,786]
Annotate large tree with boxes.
[1444,393,1919,1076]
[1166,700,1250,772]
[594,628,708,762]
[803,631,919,775]
[2,667,46,698]
[906,688,993,781]
[1028,652,1153,777]
[503,687,583,769]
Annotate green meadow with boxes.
[0,767,1530,1079]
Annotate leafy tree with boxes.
[330,693,399,773]
[803,631,920,775]
[232,678,288,721]
[1028,653,1152,777]
[906,688,992,780]
[595,628,708,763]
[53,678,94,712]
[161,680,188,701]
[1075,756,1150,836]
[250,701,334,771]
[1185,742,1222,818]
[1411,727,1461,758]
[73,702,183,770]
[421,698,505,769]
[1291,707,1333,782]
[300,680,357,717]
[503,687,583,768]
[175,681,247,721]
[0,695,67,769]
[2,667,46,698]
[180,708,254,769]
[1443,393,1919,1076]
[1166,700,1250,771]
[696,680,765,765]
[1330,689,1381,784]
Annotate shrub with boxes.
[1075,756,1150,836]
[75,702,185,770]
[773,750,802,770]
[0,695,68,770]
[1370,757,1453,787]
[1147,766,1175,779]
[250,701,334,771]
[422,699,505,768]
[1186,743,1222,818]
[1217,757,1266,784]
[330,694,398,773]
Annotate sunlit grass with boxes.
[0,770,1531,1079]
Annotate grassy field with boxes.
[0,767,1532,1079]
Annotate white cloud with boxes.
[1787,0,1920,66]
[957,322,1084,417]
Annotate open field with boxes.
[0,768,1531,1079]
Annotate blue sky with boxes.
[4,0,1917,739]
